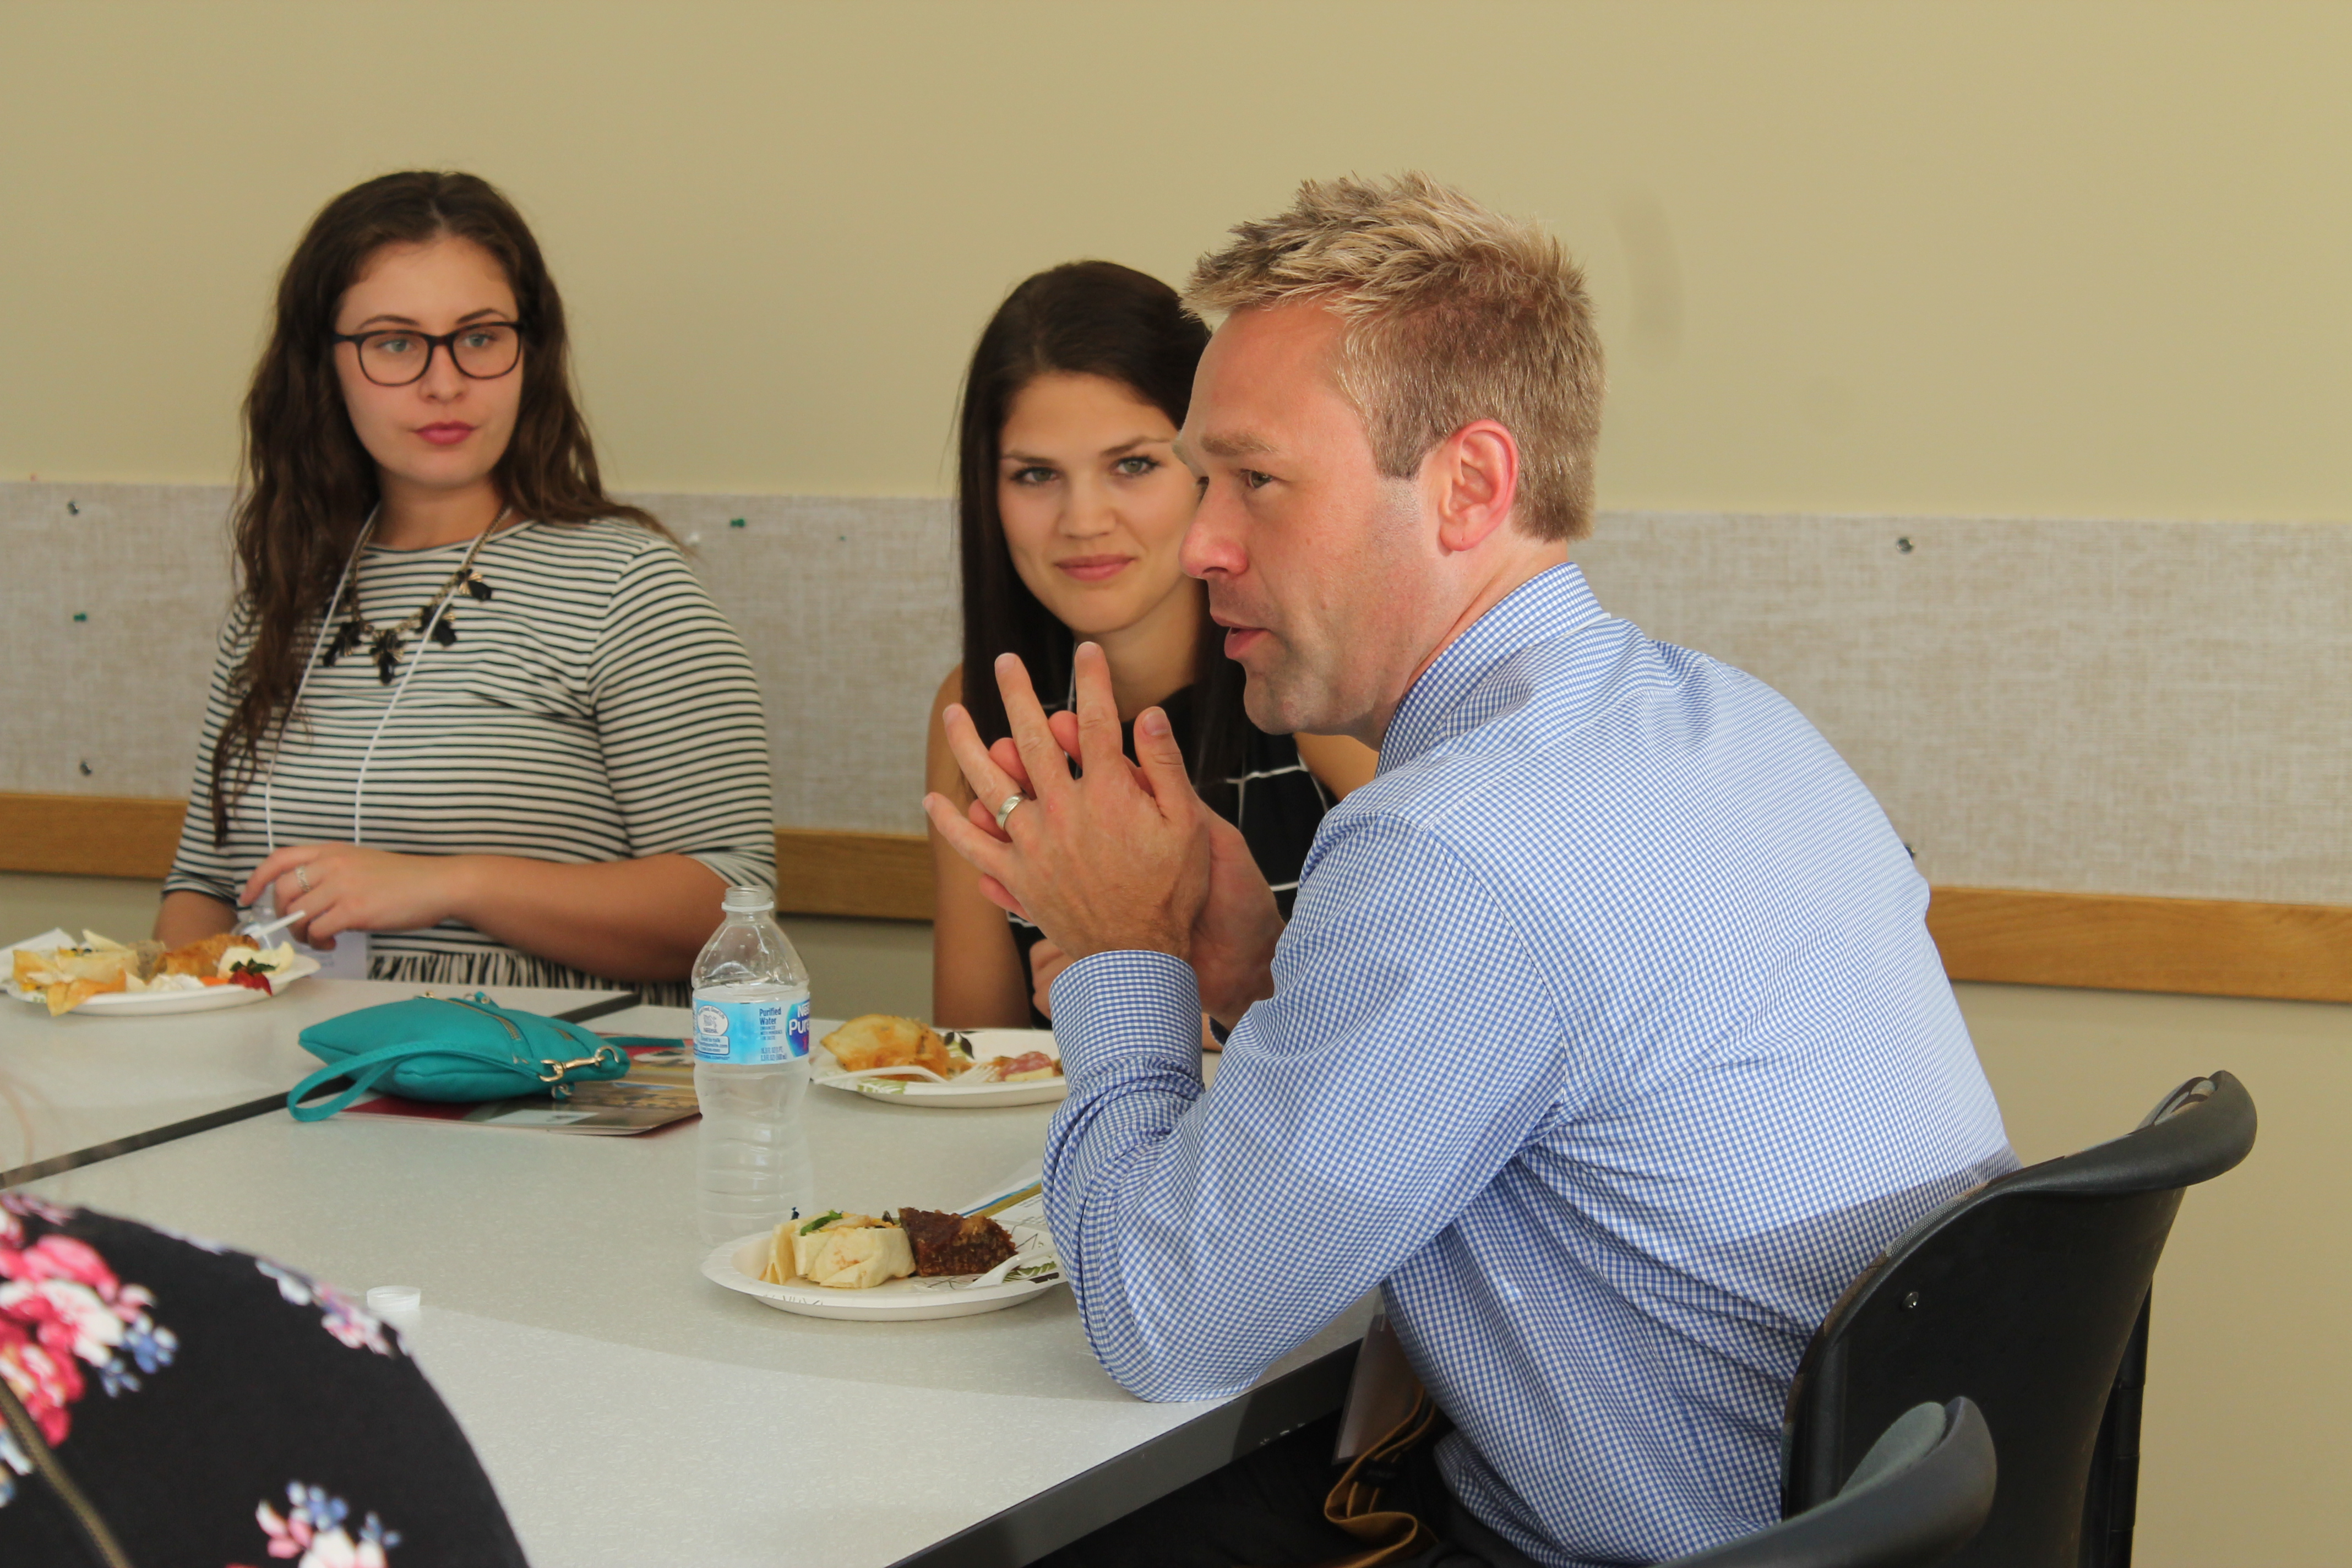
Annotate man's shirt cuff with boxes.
[1049,949,1204,1083]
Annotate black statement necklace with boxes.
[320,512,503,683]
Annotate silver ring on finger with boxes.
[295,865,313,892]
[994,793,1027,831]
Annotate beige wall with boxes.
[7,6,2347,1561]
[3,0,2348,523]
[1961,982,2351,1567]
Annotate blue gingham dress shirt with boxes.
[1044,564,2016,1566]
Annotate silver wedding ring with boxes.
[295,865,313,892]
[994,793,1026,831]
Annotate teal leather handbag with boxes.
[287,993,631,1122]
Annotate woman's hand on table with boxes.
[238,848,721,981]
[241,843,470,949]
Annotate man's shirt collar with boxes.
[1378,562,1606,774]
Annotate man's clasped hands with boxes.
[923,643,1286,1031]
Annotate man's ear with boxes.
[1430,420,1521,554]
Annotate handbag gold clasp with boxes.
[536,1042,625,1084]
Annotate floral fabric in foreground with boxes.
[0,1194,526,1566]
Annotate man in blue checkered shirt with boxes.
[927,175,2015,1568]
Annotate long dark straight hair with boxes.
[209,170,661,840]
[954,261,1249,814]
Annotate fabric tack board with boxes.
[1571,515,2349,906]
[1,481,2342,909]
[0,482,957,837]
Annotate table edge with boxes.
[885,1340,1362,1568]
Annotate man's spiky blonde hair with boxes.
[1184,173,1604,542]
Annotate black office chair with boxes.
[1662,1399,1995,1568]
[1780,1072,2256,1568]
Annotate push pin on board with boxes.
[728,517,747,529]
[72,612,88,623]
[79,761,92,777]
[67,500,80,516]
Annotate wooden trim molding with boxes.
[0,793,188,880]
[1925,885,2352,1004]
[3,793,2345,1001]
[770,826,932,921]
[0,794,941,921]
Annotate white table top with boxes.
[23,1005,1368,1567]
[0,978,631,1178]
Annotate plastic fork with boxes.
[235,910,302,944]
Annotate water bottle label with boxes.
[693,996,810,1064]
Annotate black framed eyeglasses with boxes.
[330,322,524,386]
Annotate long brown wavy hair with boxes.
[209,170,660,841]
[954,262,1248,815]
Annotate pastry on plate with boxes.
[13,945,133,1015]
[159,931,243,977]
[820,1014,965,1080]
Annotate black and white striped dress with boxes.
[1006,683,1332,1025]
[166,520,776,1000]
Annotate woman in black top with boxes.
[926,263,1374,1029]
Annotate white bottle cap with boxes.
[721,885,774,914]
[366,1284,423,1326]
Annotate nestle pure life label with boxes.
[692,993,811,1065]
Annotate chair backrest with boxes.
[1781,1072,2256,1568]
[1673,1398,1996,1568]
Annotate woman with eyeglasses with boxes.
[155,171,774,998]
[927,262,1376,1029]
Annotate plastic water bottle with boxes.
[691,886,814,1246]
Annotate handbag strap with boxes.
[287,1039,518,1123]
[437,994,625,1084]
[287,1031,629,1122]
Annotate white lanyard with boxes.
[259,509,498,850]
[260,509,372,852]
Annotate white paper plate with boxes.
[700,1185,1061,1321]
[5,954,322,1016]
[811,1027,1069,1109]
